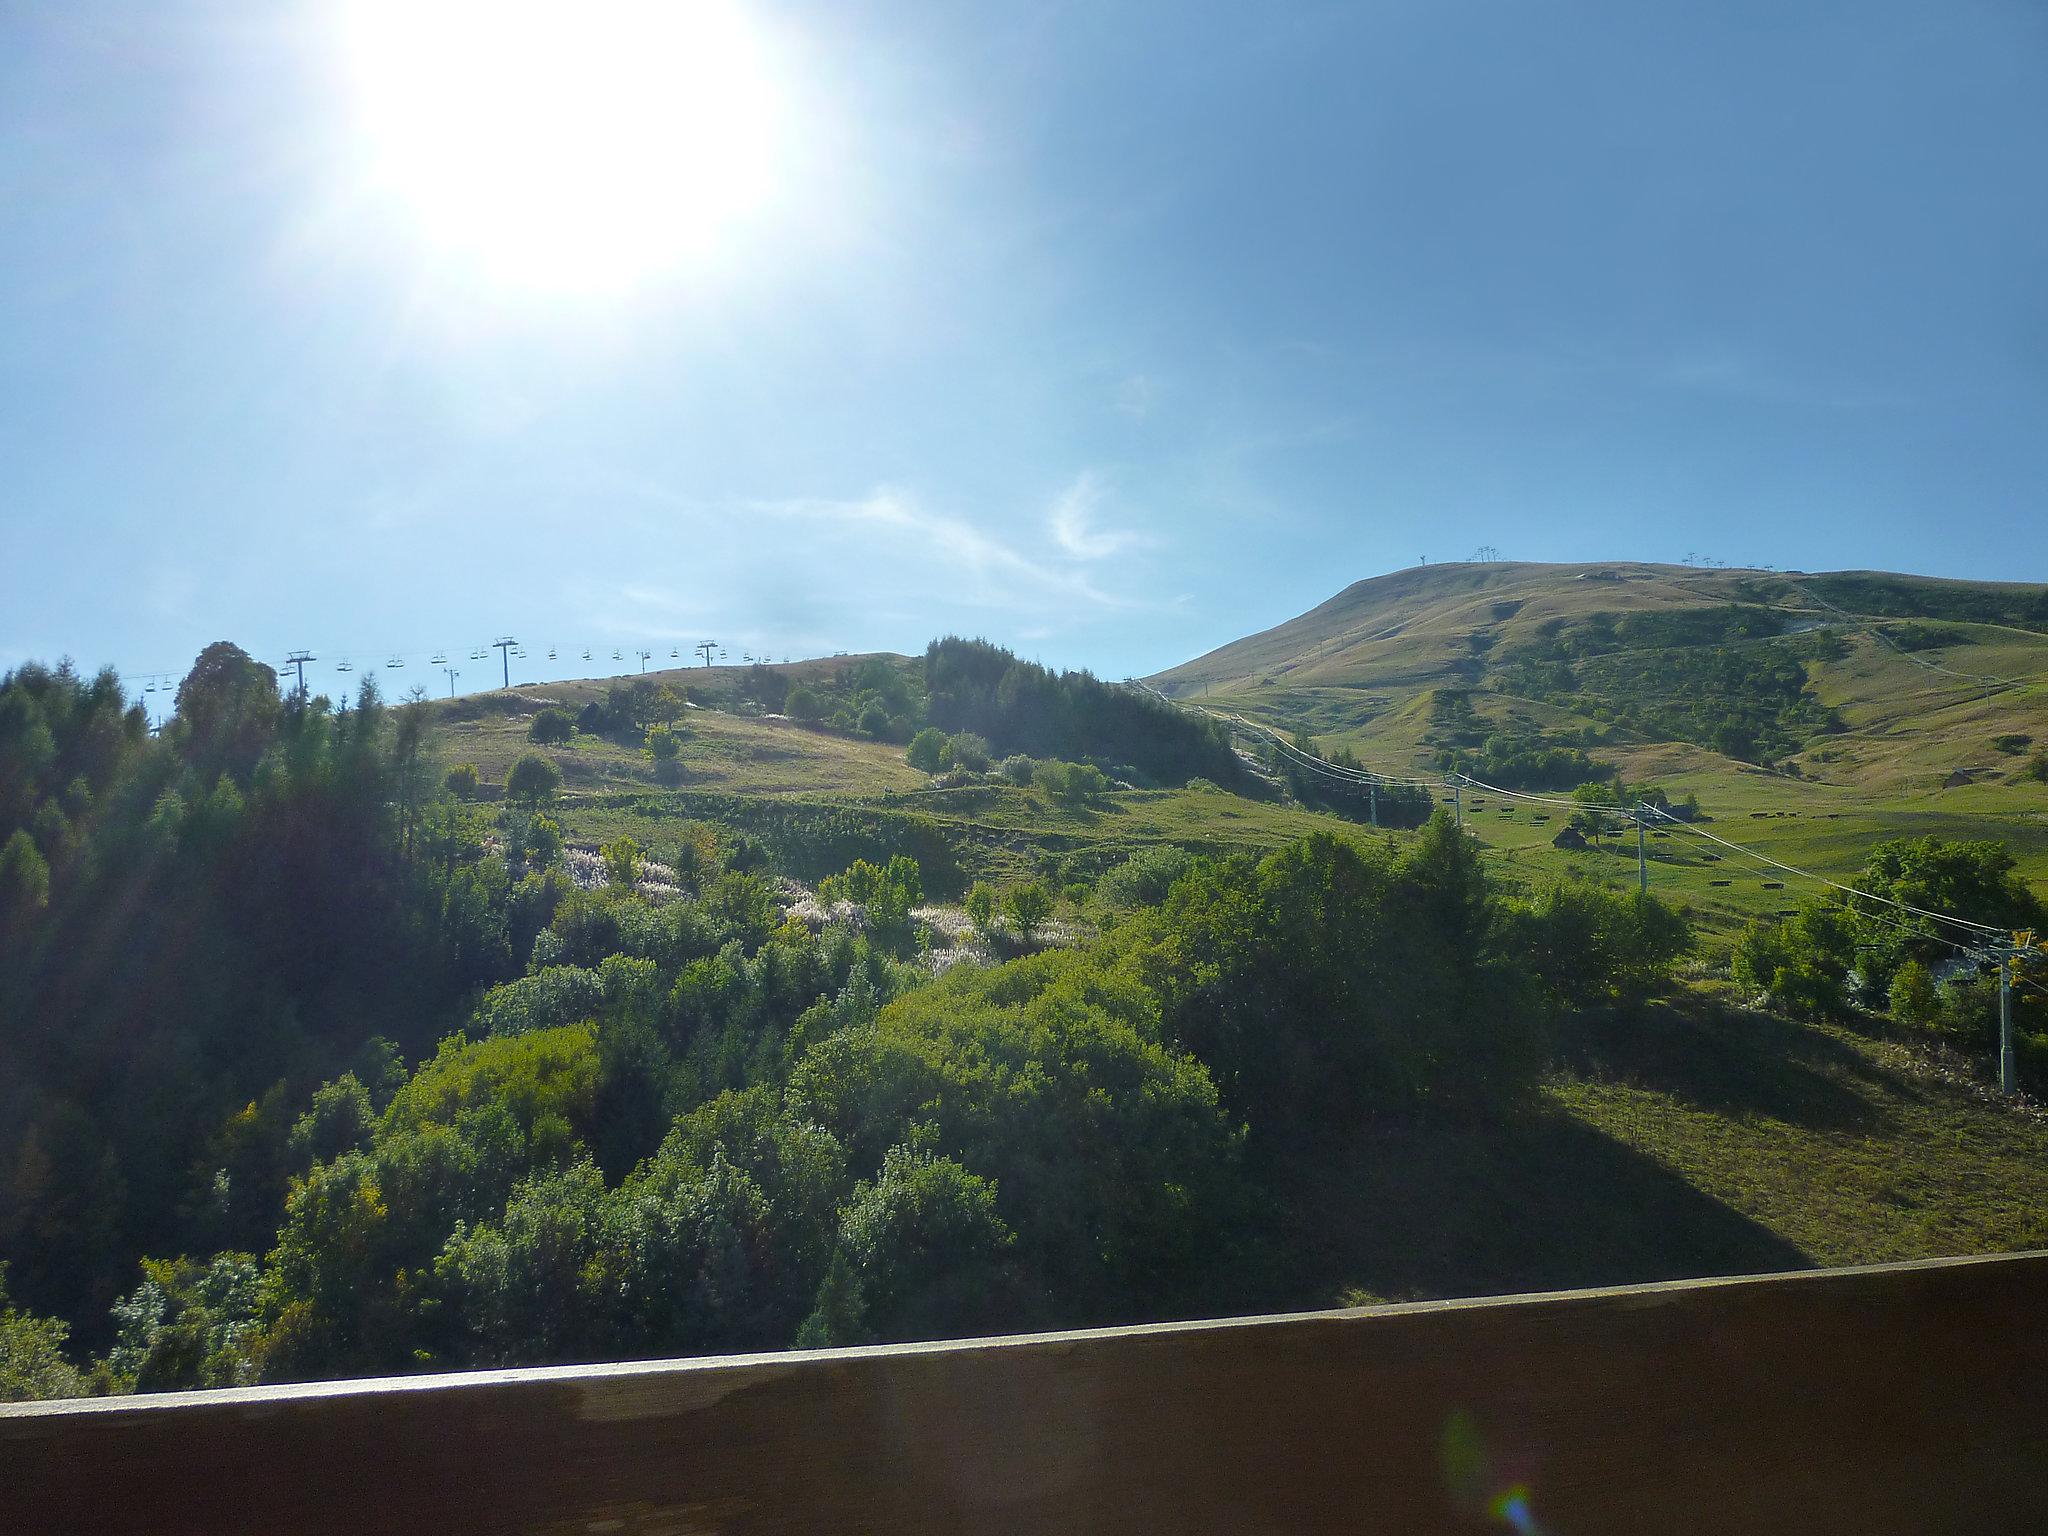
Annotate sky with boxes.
[2,0,2045,702]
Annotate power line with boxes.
[1642,806,2006,937]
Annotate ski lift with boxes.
[336,658,354,674]
[582,649,592,661]
[671,647,680,659]
[514,648,527,659]
[387,656,405,669]
[547,648,557,661]
[612,648,624,661]
[144,678,157,693]
[718,649,728,662]
[431,651,448,666]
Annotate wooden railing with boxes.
[7,1250,2048,1533]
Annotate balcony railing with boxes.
[6,1249,2047,1533]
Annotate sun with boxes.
[338,0,784,295]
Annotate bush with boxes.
[1509,884,1691,1004]
[1731,904,1856,1019]
[528,709,575,746]
[998,755,1034,786]
[821,856,923,945]
[1889,959,1940,1028]
[1036,760,1109,804]
[944,733,992,773]
[906,728,947,774]
[527,815,563,869]
[645,724,681,763]
[506,753,562,808]
[445,763,481,800]
[785,687,825,723]
[1097,846,1195,910]
[1001,882,1054,944]
[964,881,997,941]
[602,835,644,889]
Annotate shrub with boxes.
[1097,846,1195,910]
[528,708,575,745]
[527,815,563,869]
[1036,760,1109,804]
[645,724,681,763]
[506,753,562,808]
[1889,959,1940,1028]
[998,755,1034,786]
[785,687,825,723]
[964,881,997,941]
[1731,903,1856,1019]
[1509,883,1691,1004]
[944,733,992,774]
[821,856,923,943]
[906,728,947,774]
[444,763,481,800]
[601,835,644,888]
[1001,882,1054,944]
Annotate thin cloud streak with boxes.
[1047,472,1155,562]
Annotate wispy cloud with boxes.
[1114,373,1158,418]
[754,485,1142,610]
[1047,472,1154,561]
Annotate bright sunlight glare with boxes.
[339,0,785,296]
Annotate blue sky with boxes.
[2,1,2044,700]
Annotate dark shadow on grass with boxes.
[1550,994,1891,1133]
[1254,1108,1812,1307]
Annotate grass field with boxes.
[1292,991,2048,1306]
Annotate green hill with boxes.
[1148,561,2048,929]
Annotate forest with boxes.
[0,643,1701,1397]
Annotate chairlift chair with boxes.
[431,652,448,666]
[386,656,404,669]
[582,649,592,661]
[336,659,354,674]
[547,648,557,661]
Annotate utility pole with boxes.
[1636,804,1649,894]
[1454,776,1463,830]
[444,665,460,698]
[493,637,518,690]
[284,650,315,698]
[2000,930,2035,1095]
[1369,781,1378,828]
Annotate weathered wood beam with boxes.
[7,1250,2048,1534]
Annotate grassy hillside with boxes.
[1148,561,2048,930]
[1301,990,2048,1306]
[427,664,1344,891]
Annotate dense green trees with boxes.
[0,647,1722,1399]
[923,637,1236,786]
[0,650,536,1349]
[1727,838,2046,1084]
